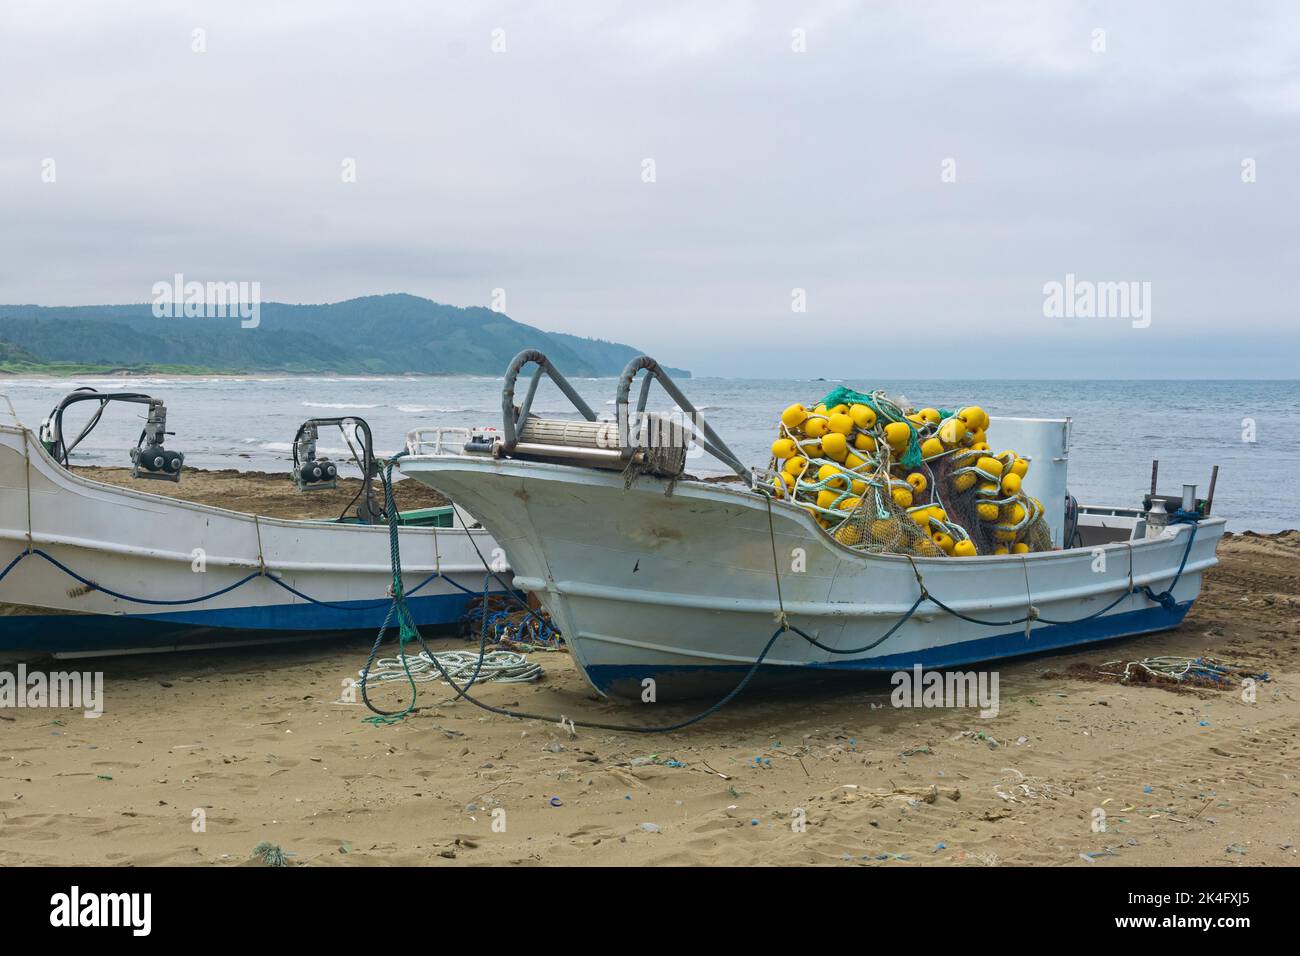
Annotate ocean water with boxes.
[2,376,1296,533]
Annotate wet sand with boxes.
[1,530,1297,867]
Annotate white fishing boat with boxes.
[0,392,508,657]
[398,351,1226,700]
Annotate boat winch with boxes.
[291,421,339,491]
[476,349,739,481]
[39,388,184,482]
[291,416,384,523]
[506,414,689,476]
[129,400,184,481]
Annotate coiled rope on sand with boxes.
[359,649,542,687]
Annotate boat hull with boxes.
[0,591,477,657]
[399,454,1224,700]
[0,415,507,657]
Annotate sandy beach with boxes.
[1,526,1297,867]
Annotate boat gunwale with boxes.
[399,450,1224,568]
[509,542,1220,619]
[3,421,494,540]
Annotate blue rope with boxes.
[476,604,563,648]
[1134,512,1200,612]
[18,549,262,605]
[0,546,467,610]
[2,517,1202,627]
[266,570,446,610]
[918,518,1201,627]
[0,549,26,584]
[791,593,927,655]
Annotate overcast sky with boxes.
[2,1,1297,377]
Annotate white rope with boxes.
[21,427,33,552]
[358,649,543,687]
[1098,655,1258,684]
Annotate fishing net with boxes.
[762,387,1052,558]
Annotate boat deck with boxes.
[69,465,450,521]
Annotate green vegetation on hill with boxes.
[0,340,41,366]
[0,295,690,377]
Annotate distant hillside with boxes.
[0,294,690,378]
[545,332,679,378]
[0,340,41,365]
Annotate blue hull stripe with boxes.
[0,591,474,654]
[583,600,1191,695]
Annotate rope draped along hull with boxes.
[0,413,508,656]
[398,454,1225,701]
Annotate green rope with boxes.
[818,386,924,468]
[359,453,498,725]
[818,385,874,409]
[252,842,290,867]
[361,453,423,725]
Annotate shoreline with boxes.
[0,369,511,381]
[2,369,1296,383]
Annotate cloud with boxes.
[1,0,1297,376]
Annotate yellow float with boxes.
[781,404,808,429]
[821,432,848,461]
[937,418,966,446]
[883,422,911,452]
[817,463,846,489]
[828,413,854,436]
[849,404,877,429]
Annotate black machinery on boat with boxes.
[291,416,384,524]
[39,388,185,482]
